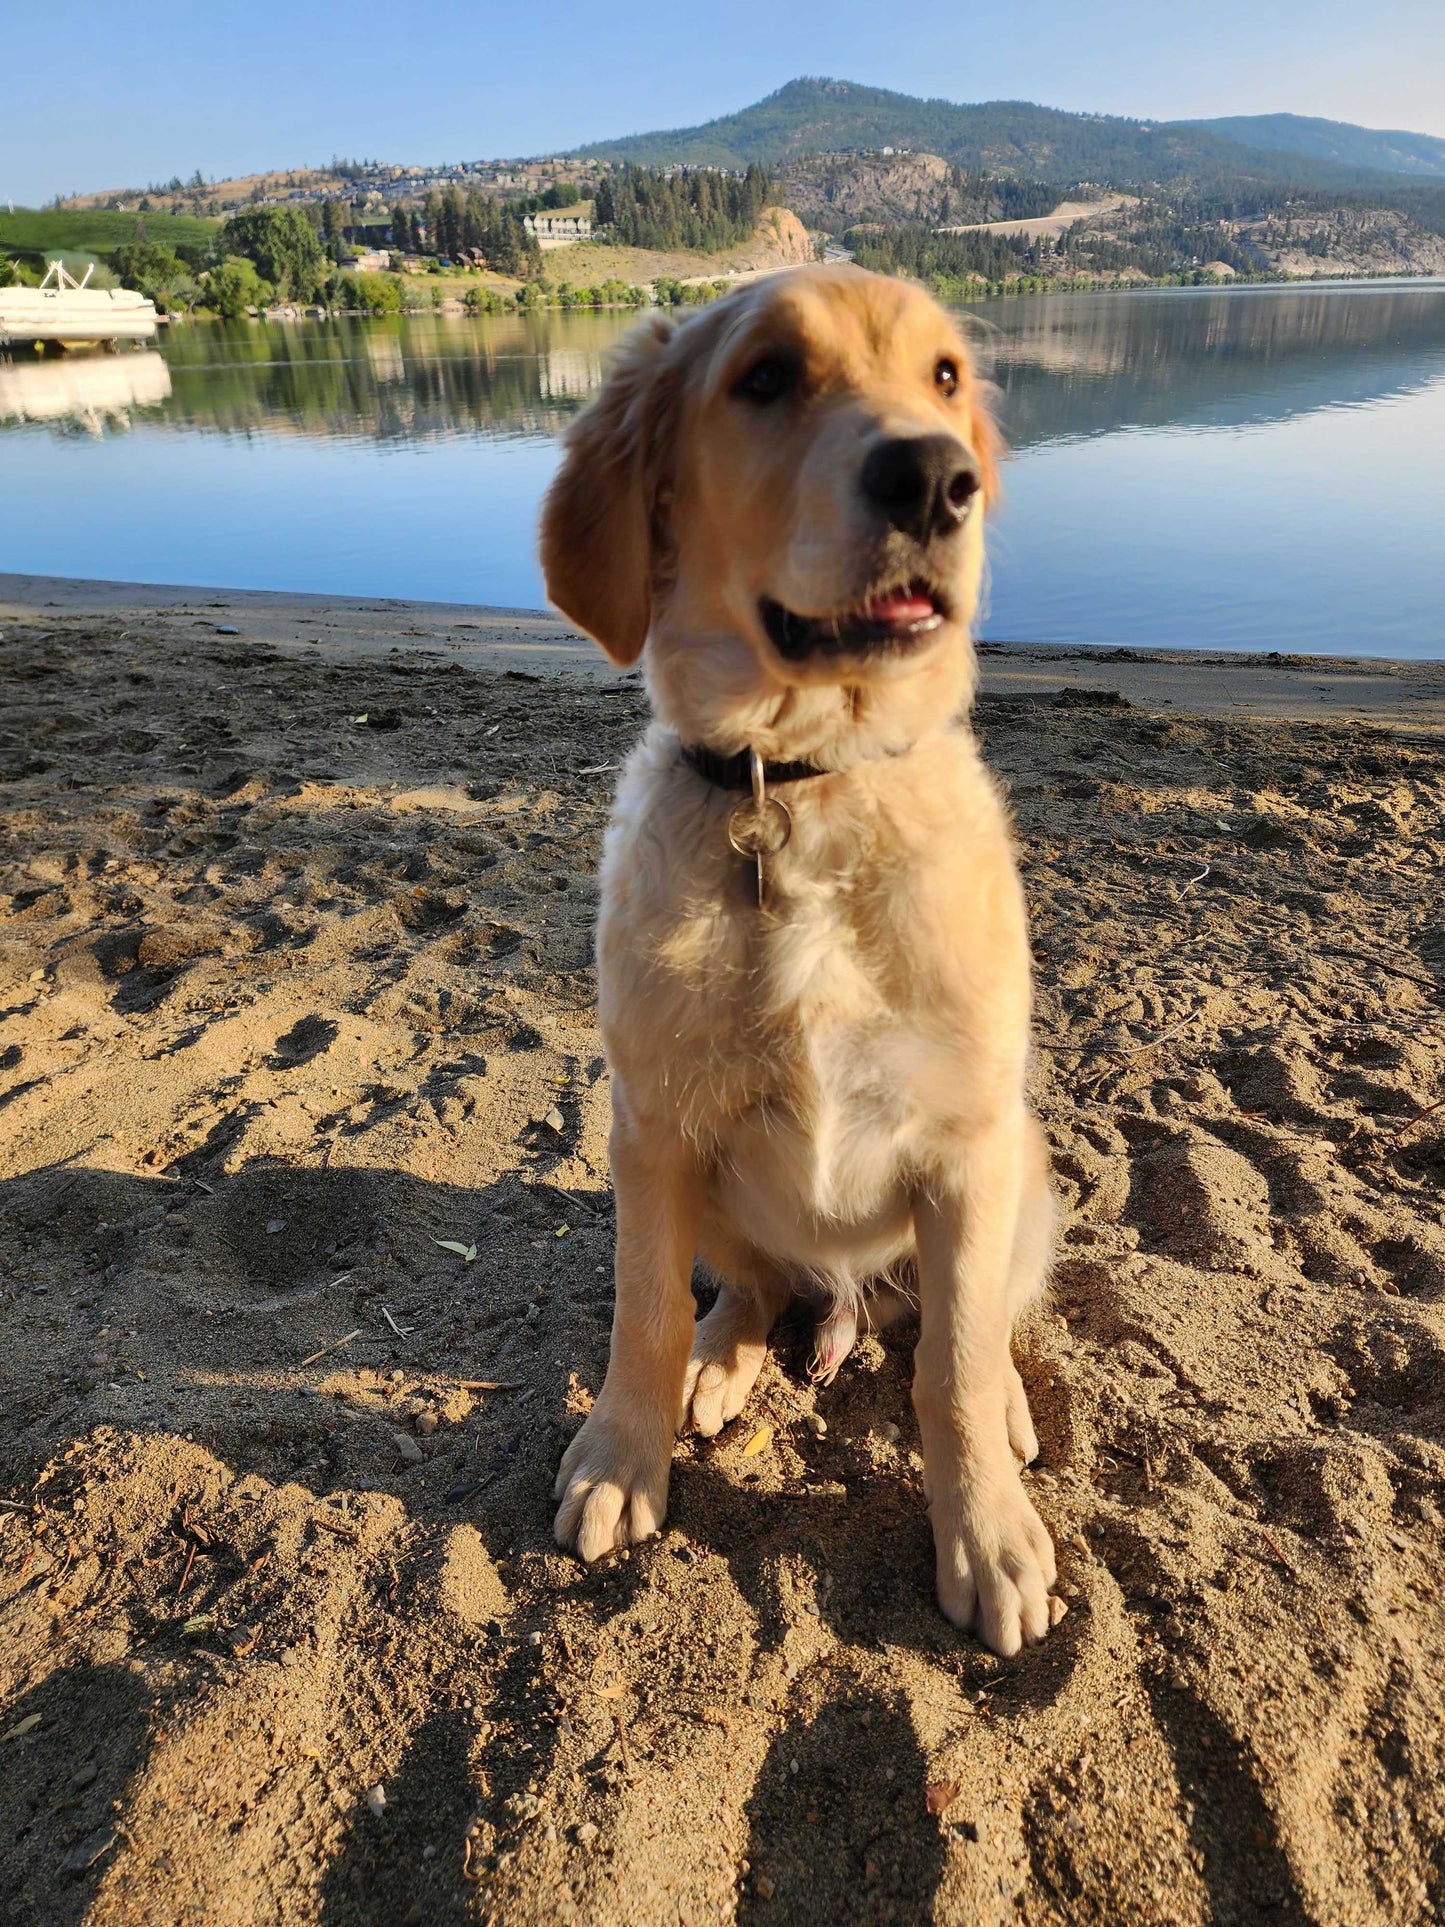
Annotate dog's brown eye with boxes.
[935,358,959,397]
[735,356,795,404]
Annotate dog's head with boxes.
[540,265,1000,754]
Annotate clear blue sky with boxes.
[7,0,1443,206]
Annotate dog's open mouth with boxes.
[760,583,950,661]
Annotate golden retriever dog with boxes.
[539,264,1063,1655]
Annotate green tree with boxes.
[113,240,188,298]
[463,284,507,314]
[205,255,270,317]
[320,198,345,260]
[334,270,402,314]
[422,190,443,251]
[595,163,770,250]
[218,206,323,300]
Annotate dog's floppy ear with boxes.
[540,312,678,666]
[966,367,1004,512]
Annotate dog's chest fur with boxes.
[596,727,1029,1274]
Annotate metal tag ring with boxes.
[727,794,793,860]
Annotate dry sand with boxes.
[2,589,1444,1927]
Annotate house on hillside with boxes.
[524,212,593,246]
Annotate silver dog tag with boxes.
[727,749,792,909]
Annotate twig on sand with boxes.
[298,1328,362,1369]
[550,1185,604,1220]
[380,1305,414,1338]
[1255,1527,1297,1577]
[1177,862,1212,898]
[1390,1095,1444,1140]
[1319,947,1441,996]
[1113,1012,1202,1056]
[454,1379,522,1393]
[462,1830,484,1882]
[1038,1007,1204,1059]
[312,1513,360,1545]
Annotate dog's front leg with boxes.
[912,1112,1060,1656]
[554,1097,703,1561]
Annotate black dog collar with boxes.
[680,743,831,790]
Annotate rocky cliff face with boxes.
[743,206,816,268]
[1239,205,1445,277]
[779,152,955,229]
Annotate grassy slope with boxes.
[0,208,221,256]
[536,241,736,284]
[536,214,813,288]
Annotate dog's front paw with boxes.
[553,1402,673,1562]
[932,1472,1062,1658]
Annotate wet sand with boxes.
[5,572,1444,729]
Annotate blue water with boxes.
[2,281,1443,657]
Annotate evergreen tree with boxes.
[219,206,324,300]
[422,190,443,252]
[594,163,772,251]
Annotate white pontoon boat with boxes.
[0,259,159,349]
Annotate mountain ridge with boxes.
[1186,112,1445,180]
[571,77,1445,191]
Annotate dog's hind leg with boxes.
[682,1254,788,1437]
[809,1298,858,1385]
[1003,1115,1058,1465]
[808,1271,901,1384]
[1008,1115,1058,1318]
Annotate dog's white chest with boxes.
[703,878,929,1268]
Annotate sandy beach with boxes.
[2,581,1444,1926]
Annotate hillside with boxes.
[58,165,373,219]
[537,206,813,287]
[0,207,219,257]
[780,153,1067,230]
[846,176,1445,292]
[573,77,1442,195]
[1190,113,1445,181]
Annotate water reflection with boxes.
[0,350,171,430]
[976,283,1445,446]
[3,284,1439,449]
[153,312,626,444]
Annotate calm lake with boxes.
[3,280,1443,658]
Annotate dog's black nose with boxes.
[860,435,980,540]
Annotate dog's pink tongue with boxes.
[865,589,937,628]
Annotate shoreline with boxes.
[5,570,1444,731]
[5,270,1437,339]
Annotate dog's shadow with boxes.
[742,1681,946,1923]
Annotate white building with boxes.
[523,212,593,247]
